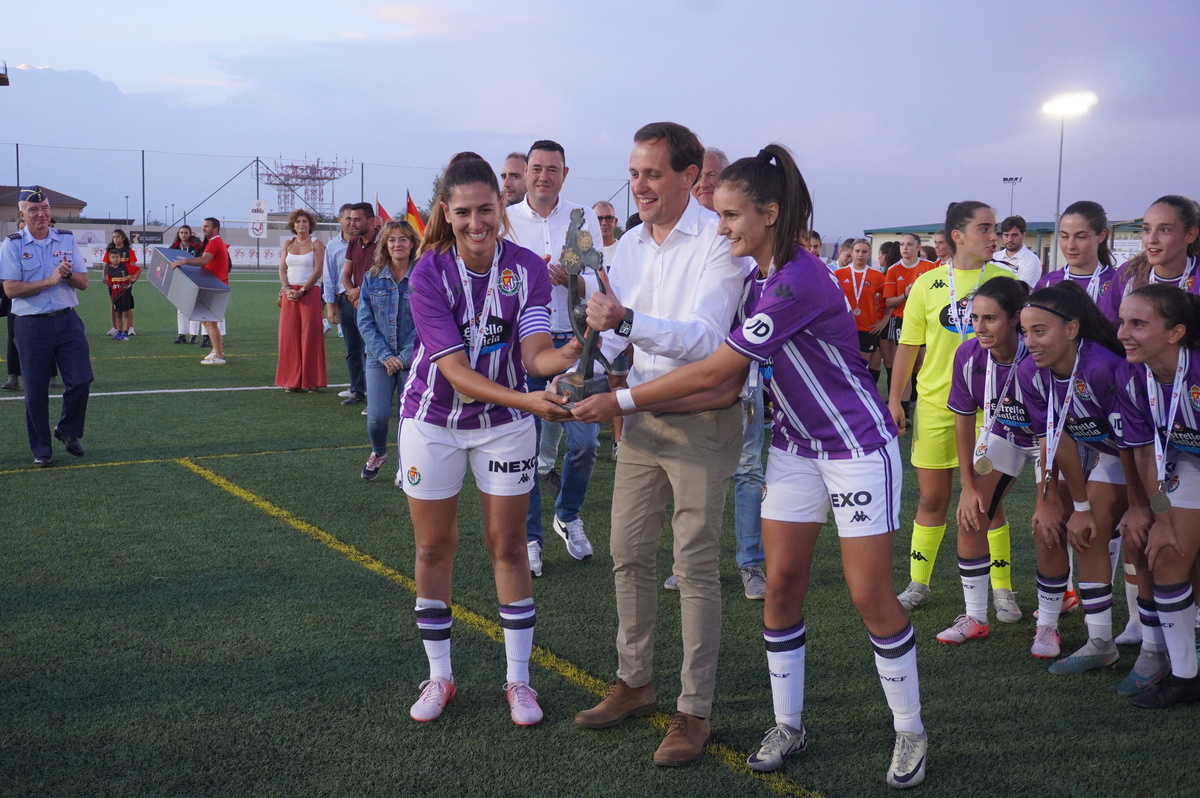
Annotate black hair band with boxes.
[1024,302,1075,322]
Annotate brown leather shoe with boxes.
[653,713,710,767]
[574,679,657,729]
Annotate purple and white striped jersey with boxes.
[726,249,897,460]
[947,338,1036,448]
[401,241,552,430]
[1122,347,1200,458]
[1034,265,1116,305]
[1021,340,1153,456]
[1098,256,1199,325]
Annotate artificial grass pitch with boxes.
[1,274,1198,797]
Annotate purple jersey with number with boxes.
[726,248,897,459]
[1123,347,1200,458]
[947,338,1035,448]
[1022,340,1152,456]
[401,241,552,429]
[1034,265,1116,305]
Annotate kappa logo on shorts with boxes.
[741,313,774,345]
[488,456,537,473]
[518,473,531,484]
[851,511,871,523]
[406,466,422,485]
[829,491,873,508]
[499,268,520,296]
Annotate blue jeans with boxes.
[732,383,766,569]
[364,359,403,455]
[525,338,600,545]
[336,294,366,396]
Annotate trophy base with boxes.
[556,375,611,410]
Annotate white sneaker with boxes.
[107,327,118,337]
[410,677,455,722]
[936,614,989,644]
[553,516,593,560]
[338,389,352,398]
[527,541,543,578]
[897,581,931,611]
[887,730,928,789]
[663,574,679,591]
[128,327,136,336]
[1031,625,1061,659]
[993,588,1022,623]
[200,354,226,365]
[504,681,543,726]
[746,722,806,772]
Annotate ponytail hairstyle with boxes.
[419,151,510,256]
[975,275,1030,319]
[716,143,813,269]
[1026,280,1123,357]
[1060,200,1114,268]
[1125,194,1200,288]
[1128,283,1200,350]
[880,240,901,268]
[944,200,991,256]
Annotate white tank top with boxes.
[286,248,316,285]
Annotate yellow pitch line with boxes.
[174,456,825,798]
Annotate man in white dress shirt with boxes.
[572,122,745,768]
[505,140,605,576]
[994,215,1042,287]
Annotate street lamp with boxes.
[124,195,129,222]
[1043,91,1097,267]
[1002,177,1022,217]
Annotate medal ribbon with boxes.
[850,266,868,311]
[947,259,987,341]
[1043,343,1083,491]
[1146,347,1187,488]
[977,340,1026,454]
[454,242,503,371]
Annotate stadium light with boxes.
[1002,177,1022,217]
[1044,92,1097,267]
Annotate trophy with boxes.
[555,208,617,409]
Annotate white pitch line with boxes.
[0,384,350,401]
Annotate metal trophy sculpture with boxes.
[556,208,615,409]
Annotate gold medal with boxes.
[974,456,994,476]
[1150,488,1172,514]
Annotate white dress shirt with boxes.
[506,196,603,333]
[599,196,746,387]
[994,244,1042,287]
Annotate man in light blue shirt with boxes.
[0,187,94,466]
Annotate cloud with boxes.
[367,3,463,37]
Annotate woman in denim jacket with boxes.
[357,219,421,480]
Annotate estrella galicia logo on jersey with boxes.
[931,279,947,289]
[499,268,520,296]
[995,397,1031,428]
[1190,385,1200,411]
[1073,378,1093,401]
[406,466,421,485]
[1168,423,1200,455]
[938,300,973,334]
[742,313,774,345]
[488,456,536,473]
[1065,416,1110,443]
[460,314,512,355]
[830,491,872,507]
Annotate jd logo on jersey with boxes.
[742,313,774,345]
[830,491,872,507]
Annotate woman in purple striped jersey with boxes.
[1117,284,1200,707]
[572,144,927,790]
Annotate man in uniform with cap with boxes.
[0,186,93,467]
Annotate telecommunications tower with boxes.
[262,156,354,217]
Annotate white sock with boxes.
[1122,579,1142,632]
[1036,571,1068,629]
[1155,583,1199,679]
[500,598,535,684]
[1079,581,1113,641]
[764,621,806,728]
[415,597,452,681]
[959,556,990,622]
[871,623,923,734]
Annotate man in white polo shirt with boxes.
[994,214,1042,288]
[505,140,605,576]
[572,122,745,768]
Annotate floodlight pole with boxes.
[1052,118,1065,268]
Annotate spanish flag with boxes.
[405,191,426,236]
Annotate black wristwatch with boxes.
[616,308,634,338]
